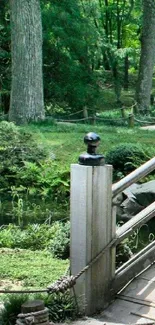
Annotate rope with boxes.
[56,116,127,123]
[16,307,49,325]
[66,109,85,116]
[57,107,95,117]
[56,117,89,122]
[135,118,155,125]
[96,116,127,121]
[47,275,76,293]
[18,308,49,318]
[0,237,118,295]
[17,318,34,325]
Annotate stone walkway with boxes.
[140,126,155,130]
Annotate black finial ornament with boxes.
[78,132,104,166]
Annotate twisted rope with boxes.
[56,116,127,123]
[56,117,89,122]
[16,317,34,325]
[96,116,127,121]
[16,307,49,325]
[135,118,155,125]
[18,308,49,318]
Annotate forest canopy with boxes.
[1,0,155,123]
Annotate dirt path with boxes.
[140,126,155,130]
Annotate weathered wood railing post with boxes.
[70,132,115,315]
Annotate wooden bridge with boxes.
[70,149,155,323]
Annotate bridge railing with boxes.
[112,156,155,198]
[112,202,155,294]
[70,154,155,316]
[111,157,155,293]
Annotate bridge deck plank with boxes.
[99,263,155,324]
[119,278,155,302]
[63,264,155,325]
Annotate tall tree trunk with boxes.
[135,0,155,114]
[9,0,45,124]
[124,54,129,90]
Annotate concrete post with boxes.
[70,162,114,315]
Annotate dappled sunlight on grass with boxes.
[22,123,155,166]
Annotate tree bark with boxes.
[9,0,45,124]
[124,54,129,90]
[135,0,155,114]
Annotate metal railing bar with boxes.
[112,157,155,198]
[115,201,155,245]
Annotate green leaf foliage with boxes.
[0,222,70,259]
[0,121,46,191]
[0,121,70,225]
[0,294,29,325]
[49,221,70,259]
[42,0,100,113]
[105,143,150,180]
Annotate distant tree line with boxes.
[0,0,155,124]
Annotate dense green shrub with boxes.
[49,221,70,259]
[14,161,70,202]
[0,295,29,325]
[0,121,70,225]
[0,224,53,250]
[45,292,78,322]
[105,143,150,180]
[0,222,70,257]
[0,121,46,191]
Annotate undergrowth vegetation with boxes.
[0,121,70,225]
[0,292,78,325]
[0,222,70,259]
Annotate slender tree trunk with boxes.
[116,0,121,49]
[135,0,155,114]
[9,0,45,124]
[124,54,129,90]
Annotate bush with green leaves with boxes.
[0,121,70,225]
[0,121,46,191]
[0,222,70,259]
[13,160,70,203]
[0,224,53,250]
[105,143,150,180]
[45,292,78,322]
[0,294,29,325]
[50,221,70,259]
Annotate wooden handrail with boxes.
[112,157,155,198]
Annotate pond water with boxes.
[0,194,69,226]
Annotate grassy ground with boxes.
[24,122,155,168]
[0,248,68,296]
